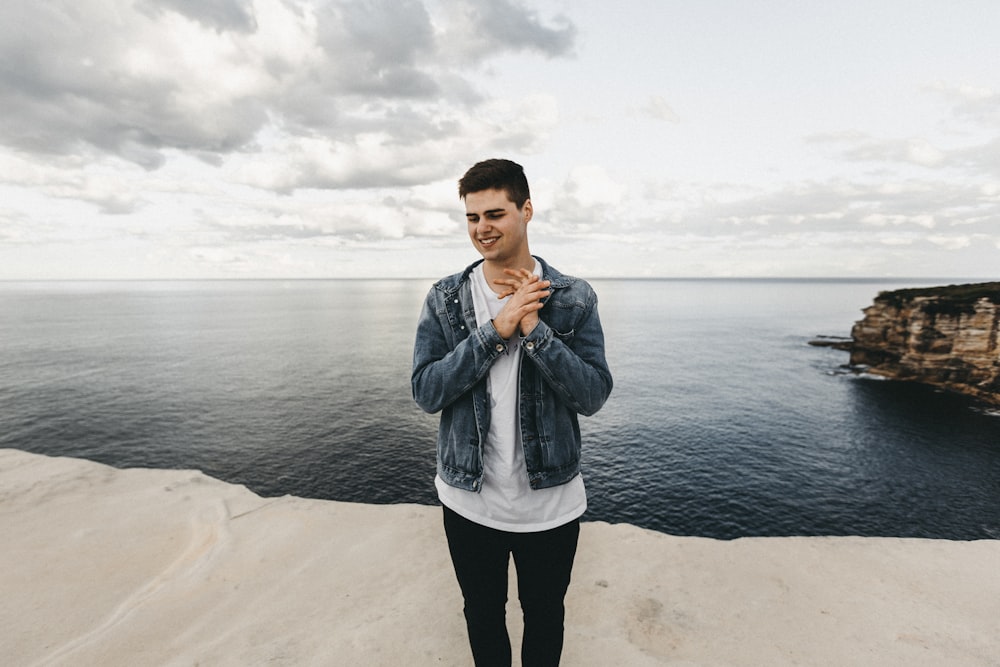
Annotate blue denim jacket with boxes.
[412,256,612,492]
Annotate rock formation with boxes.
[846,282,1000,405]
[4,449,999,665]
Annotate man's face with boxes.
[464,188,532,265]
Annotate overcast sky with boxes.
[2,0,998,279]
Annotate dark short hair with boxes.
[458,159,531,209]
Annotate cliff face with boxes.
[848,282,1000,405]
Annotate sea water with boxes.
[2,278,997,539]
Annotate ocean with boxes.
[2,278,998,540]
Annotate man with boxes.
[411,158,613,666]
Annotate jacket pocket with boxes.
[553,328,575,342]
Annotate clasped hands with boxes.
[491,268,550,340]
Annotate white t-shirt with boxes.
[435,261,587,532]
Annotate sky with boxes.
[1,0,999,280]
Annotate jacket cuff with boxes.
[520,319,550,354]
[479,319,511,356]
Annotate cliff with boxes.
[847,282,1000,405]
[3,449,998,666]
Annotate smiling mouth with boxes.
[479,237,499,247]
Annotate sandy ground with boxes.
[2,448,997,666]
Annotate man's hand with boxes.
[491,268,550,339]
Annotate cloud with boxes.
[233,95,559,193]
[641,95,680,123]
[136,0,258,33]
[591,173,1000,274]
[315,0,439,99]
[847,137,947,168]
[546,165,626,235]
[925,81,1000,128]
[954,137,1000,176]
[806,84,1000,176]
[0,1,272,167]
[808,132,948,168]
[538,156,1000,278]
[0,153,144,214]
[860,213,935,229]
[560,165,625,207]
[4,2,996,280]
[0,0,576,183]
[438,0,576,62]
[186,173,461,250]
[926,234,972,250]
[0,207,40,244]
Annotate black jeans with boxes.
[443,506,580,667]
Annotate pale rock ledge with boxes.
[1,449,997,666]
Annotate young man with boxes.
[411,159,613,666]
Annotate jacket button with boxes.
[495,344,504,352]
[525,341,535,350]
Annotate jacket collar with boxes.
[435,256,571,296]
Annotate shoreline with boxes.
[2,448,997,666]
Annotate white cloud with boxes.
[860,213,936,229]
[434,0,576,63]
[2,1,999,279]
[812,133,948,168]
[878,236,917,247]
[926,235,971,250]
[545,165,625,235]
[925,81,1000,127]
[641,95,680,123]
[0,153,146,215]
[231,93,559,193]
[136,0,259,33]
[0,0,573,174]
[562,165,624,207]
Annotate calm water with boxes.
[2,279,998,540]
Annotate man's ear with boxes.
[522,199,533,223]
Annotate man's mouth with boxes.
[479,236,499,247]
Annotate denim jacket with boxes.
[412,256,612,492]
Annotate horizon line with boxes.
[1,276,995,284]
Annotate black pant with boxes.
[443,506,580,667]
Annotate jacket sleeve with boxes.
[411,288,507,414]
[520,292,613,417]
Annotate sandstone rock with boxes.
[847,282,1000,404]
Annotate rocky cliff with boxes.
[847,282,1000,405]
